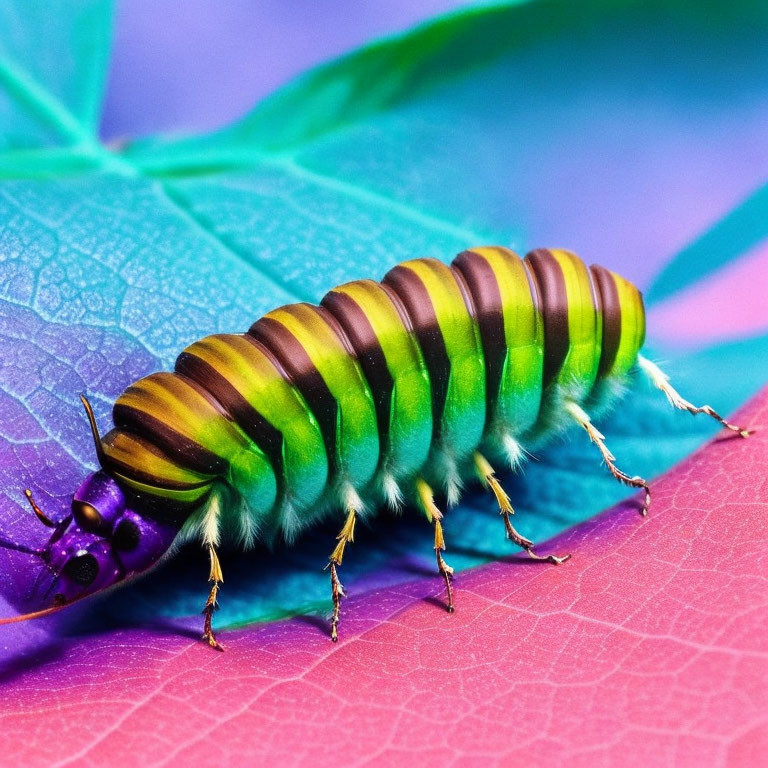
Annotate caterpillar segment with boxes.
[452,247,543,461]
[2,246,751,648]
[321,279,433,506]
[383,257,487,505]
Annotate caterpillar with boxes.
[0,246,750,649]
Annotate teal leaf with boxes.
[1,0,767,637]
[646,181,768,304]
[0,0,113,162]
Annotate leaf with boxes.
[646,182,768,305]
[0,0,113,179]
[0,1,767,757]
[1,380,766,766]
[100,1,506,141]
[125,0,768,296]
[0,0,112,148]
[648,238,768,348]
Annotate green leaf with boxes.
[125,0,768,161]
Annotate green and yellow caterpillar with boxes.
[0,247,749,649]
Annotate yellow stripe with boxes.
[398,258,486,452]
[111,472,211,503]
[612,273,646,374]
[266,303,370,399]
[265,303,378,487]
[117,372,247,458]
[186,335,287,416]
[550,248,602,388]
[399,259,473,350]
[470,246,543,432]
[185,334,327,443]
[182,334,327,512]
[102,430,214,486]
[334,280,425,374]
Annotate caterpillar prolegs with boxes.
[0,247,751,649]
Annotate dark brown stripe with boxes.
[124,488,204,529]
[175,350,285,491]
[383,263,450,438]
[524,249,570,388]
[589,264,622,376]
[112,401,228,476]
[100,429,214,491]
[322,287,394,457]
[452,250,505,417]
[248,313,337,466]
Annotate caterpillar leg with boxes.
[637,355,752,438]
[473,452,571,564]
[201,543,224,651]
[327,507,357,642]
[565,400,651,516]
[415,478,454,613]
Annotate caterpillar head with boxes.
[44,472,176,604]
[0,398,177,624]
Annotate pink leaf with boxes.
[648,238,768,348]
[2,389,766,765]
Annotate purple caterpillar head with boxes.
[0,398,177,623]
[36,472,176,606]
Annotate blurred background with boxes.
[102,0,474,140]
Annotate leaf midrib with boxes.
[0,57,100,149]
[0,5,495,308]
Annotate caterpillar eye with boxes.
[112,519,140,552]
[72,500,104,532]
[62,552,99,587]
